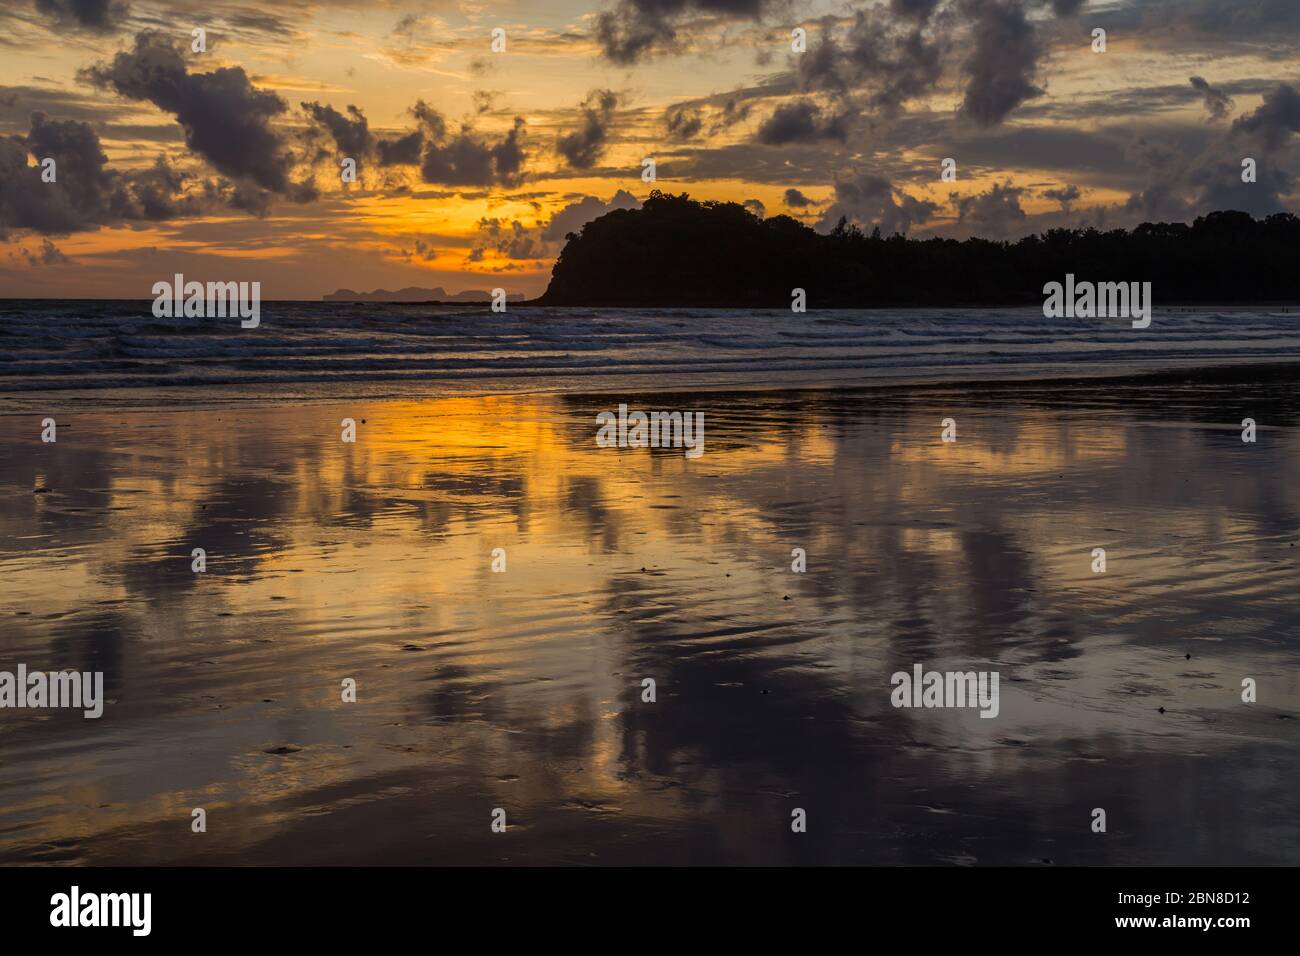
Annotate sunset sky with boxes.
[1,0,1297,299]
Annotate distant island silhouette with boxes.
[324,287,524,303]
[536,191,1300,308]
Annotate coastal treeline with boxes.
[537,191,1300,307]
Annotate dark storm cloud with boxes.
[377,130,423,166]
[1122,136,1193,221]
[1189,76,1233,121]
[713,95,754,131]
[430,117,526,186]
[205,178,277,216]
[951,180,1027,236]
[783,187,815,208]
[397,238,437,262]
[958,0,1045,127]
[556,90,618,169]
[1231,83,1300,151]
[81,30,314,202]
[1113,83,1300,222]
[761,0,1079,136]
[1184,156,1281,219]
[1122,185,1192,222]
[15,112,117,228]
[816,172,937,234]
[1042,183,1080,210]
[468,217,545,262]
[329,99,528,187]
[796,6,943,119]
[1182,83,1300,217]
[756,99,848,144]
[0,112,200,238]
[890,0,942,21]
[665,104,703,140]
[410,101,527,187]
[595,0,770,64]
[22,237,71,265]
[34,0,127,33]
[301,101,372,158]
[662,91,755,141]
[1127,136,1184,173]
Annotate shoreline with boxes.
[4,358,1300,416]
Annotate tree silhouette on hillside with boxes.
[538,191,1300,307]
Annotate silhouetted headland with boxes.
[536,191,1300,308]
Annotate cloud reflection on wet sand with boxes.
[1,379,1298,864]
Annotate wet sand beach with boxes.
[1,374,1298,865]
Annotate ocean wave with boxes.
[1,302,1297,397]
